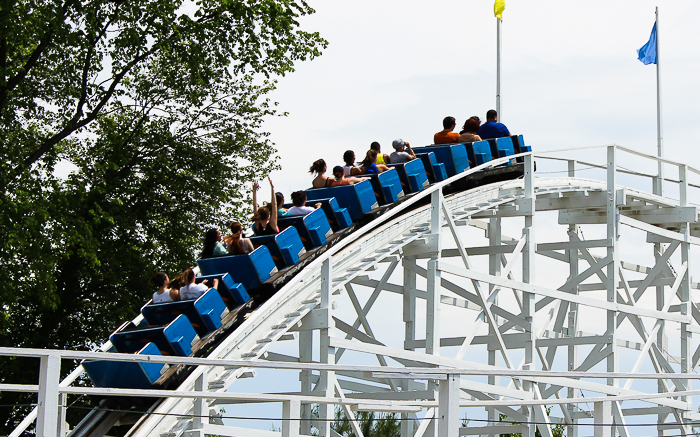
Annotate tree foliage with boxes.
[0,0,326,430]
[331,407,401,437]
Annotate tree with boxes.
[498,410,565,437]
[0,0,326,431]
[331,407,401,437]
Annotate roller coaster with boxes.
[6,138,700,437]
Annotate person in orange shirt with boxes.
[434,116,460,144]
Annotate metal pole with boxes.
[656,6,664,196]
[496,18,502,120]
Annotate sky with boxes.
[263,0,700,197]
[221,1,700,433]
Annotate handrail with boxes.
[536,143,700,176]
[2,345,699,381]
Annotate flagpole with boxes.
[655,6,664,196]
[496,17,502,120]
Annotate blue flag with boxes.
[637,22,657,65]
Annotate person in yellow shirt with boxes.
[370,141,391,165]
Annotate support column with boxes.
[487,217,501,433]
[522,153,536,437]
[402,255,417,437]
[426,189,443,437]
[283,400,301,437]
[37,354,61,437]
[318,258,335,437]
[438,375,460,437]
[299,329,313,435]
[679,165,693,425]
[593,402,612,437]
[605,146,619,431]
[567,159,579,437]
[192,372,207,432]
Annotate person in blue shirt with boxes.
[477,109,511,139]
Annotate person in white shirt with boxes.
[151,271,180,303]
[389,138,416,164]
[287,191,321,216]
[179,268,219,301]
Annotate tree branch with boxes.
[0,1,69,110]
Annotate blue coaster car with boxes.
[362,168,404,205]
[110,314,199,356]
[141,289,229,336]
[306,180,378,222]
[196,273,250,307]
[285,198,352,231]
[510,134,531,154]
[416,152,448,183]
[83,342,168,389]
[412,144,469,177]
[466,140,494,166]
[250,225,306,269]
[278,208,333,250]
[388,159,429,194]
[510,134,531,163]
[486,137,516,164]
[197,245,278,291]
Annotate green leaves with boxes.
[0,0,325,430]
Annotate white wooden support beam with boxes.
[37,354,61,437]
[438,375,460,437]
[299,329,313,435]
[402,255,417,437]
[523,154,537,437]
[282,400,301,437]
[319,257,334,437]
[593,401,612,437]
[192,372,207,430]
[680,164,694,427]
[607,145,619,388]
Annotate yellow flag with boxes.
[494,0,505,19]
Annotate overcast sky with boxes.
[226,3,700,431]
[263,0,700,197]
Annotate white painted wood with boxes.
[36,354,60,437]
[438,375,460,437]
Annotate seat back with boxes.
[110,314,199,356]
[251,225,306,268]
[388,159,429,193]
[141,288,229,336]
[486,137,516,164]
[362,168,404,204]
[305,180,377,221]
[298,197,352,231]
[466,140,494,166]
[416,152,448,183]
[412,144,469,176]
[83,342,168,389]
[197,245,278,290]
[196,273,249,307]
[278,208,333,250]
